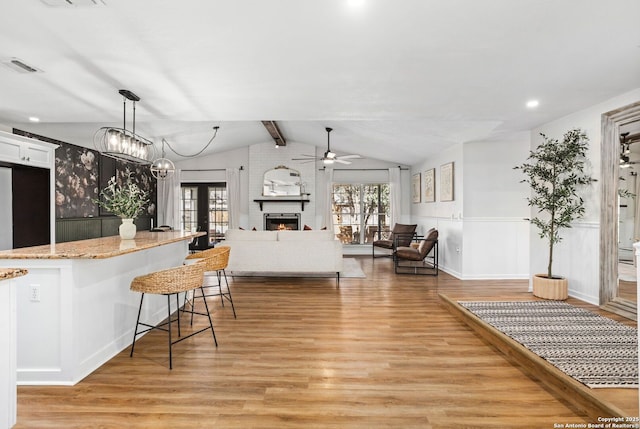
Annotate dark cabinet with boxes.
[12,165,50,248]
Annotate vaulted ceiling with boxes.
[1,0,639,165]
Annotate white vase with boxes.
[119,218,137,240]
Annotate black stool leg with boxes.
[175,293,181,337]
[199,286,218,346]
[190,287,199,326]
[167,294,173,370]
[221,269,236,319]
[130,293,144,357]
[217,271,225,307]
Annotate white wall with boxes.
[0,167,11,250]
[530,88,640,304]
[410,144,464,276]
[461,137,531,279]
[410,137,531,279]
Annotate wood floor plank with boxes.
[15,257,637,428]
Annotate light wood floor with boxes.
[15,257,639,428]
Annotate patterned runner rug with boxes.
[458,301,638,388]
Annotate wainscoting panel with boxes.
[530,221,600,305]
[56,218,102,243]
[462,218,530,279]
[56,217,153,243]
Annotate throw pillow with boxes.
[303,224,312,230]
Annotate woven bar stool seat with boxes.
[184,246,236,318]
[129,260,217,369]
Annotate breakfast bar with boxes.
[0,231,203,386]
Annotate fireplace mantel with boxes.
[254,198,310,211]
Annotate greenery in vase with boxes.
[94,169,149,218]
[514,128,594,279]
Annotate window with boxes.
[332,183,390,245]
[180,183,228,249]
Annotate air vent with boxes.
[2,58,43,74]
[40,0,106,7]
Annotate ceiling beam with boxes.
[261,121,286,147]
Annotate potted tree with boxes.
[514,128,594,300]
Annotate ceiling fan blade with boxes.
[335,158,352,165]
[338,154,362,159]
[291,157,319,161]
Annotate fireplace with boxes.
[264,213,300,231]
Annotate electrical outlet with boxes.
[30,284,40,302]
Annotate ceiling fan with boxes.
[292,127,362,165]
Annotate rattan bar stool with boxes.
[184,246,236,319]
[129,261,217,369]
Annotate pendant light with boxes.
[93,89,155,164]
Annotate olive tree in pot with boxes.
[514,128,594,300]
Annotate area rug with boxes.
[230,258,366,278]
[458,301,638,388]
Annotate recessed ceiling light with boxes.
[526,100,539,109]
[28,116,40,122]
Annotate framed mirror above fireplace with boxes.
[263,165,302,197]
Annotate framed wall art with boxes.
[412,172,421,203]
[440,162,454,201]
[424,168,435,202]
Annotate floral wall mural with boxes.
[12,128,157,220]
[55,143,100,218]
[115,160,157,217]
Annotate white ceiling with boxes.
[1,0,639,165]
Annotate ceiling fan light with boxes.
[323,158,334,165]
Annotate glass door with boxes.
[180,183,227,250]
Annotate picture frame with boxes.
[424,168,435,202]
[412,172,421,203]
[440,162,454,201]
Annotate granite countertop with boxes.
[0,268,28,280]
[0,231,205,260]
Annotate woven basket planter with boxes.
[532,274,568,300]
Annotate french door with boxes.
[180,182,228,250]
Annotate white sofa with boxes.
[222,229,343,281]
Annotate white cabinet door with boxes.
[22,143,53,168]
[0,138,22,164]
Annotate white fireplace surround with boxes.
[249,142,317,230]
